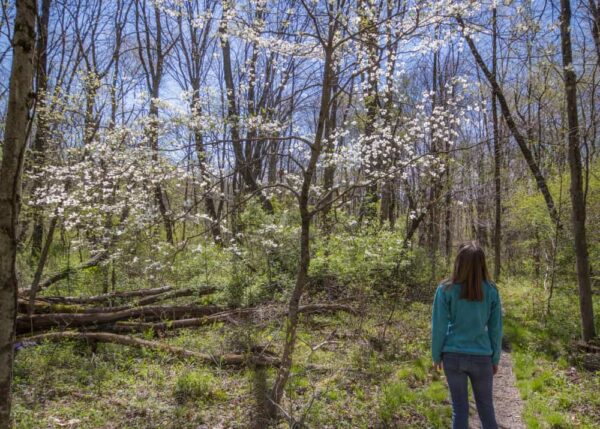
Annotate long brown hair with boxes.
[447,241,491,301]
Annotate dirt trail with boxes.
[469,353,525,429]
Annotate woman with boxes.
[431,242,502,429]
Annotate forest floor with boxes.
[11,278,600,428]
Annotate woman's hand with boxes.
[433,361,443,372]
[493,364,499,375]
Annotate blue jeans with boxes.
[442,352,498,429]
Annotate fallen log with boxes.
[24,286,175,304]
[16,304,224,335]
[582,354,600,371]
[136,287,215,306]
[574,340,600,354]
[59,287,217,314]
[111,308,257,333]
[16,301,358,336]
[109,304,357,334]
[19,331,278,366]
[17,299,88,314]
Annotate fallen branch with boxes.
[50,287,216,314]
[109,304,357,334]
[17,299,88,314]
[25,286,175,304]
[16,304,224,335]
[19,331,278,366]
[110,308,256,333]
[136,287,215,306]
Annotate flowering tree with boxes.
[208,0,477,415]
[0,0,598,424]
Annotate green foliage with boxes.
[512,350,600,428]
[311,222,432,298]
[502,278,600,428]
[506,161,600,280]
[379,362,451,428]
[173,370,226,404]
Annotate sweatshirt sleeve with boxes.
[488,288,503,365]
[431,285,449,364]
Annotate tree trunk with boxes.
[149,97,174,245]
[28,216,57,314]
[269,28,335,417]
[491,7,502,281]
[269,213,311,413]
[588,0,600,62]
[560,0,596,341]
[194,131,221,243]
[358,0,380,223]
[0,0,36,424]
[30,0,51,256]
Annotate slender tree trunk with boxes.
[269,31,335,417]
[267,139,278,185]
[358,0,380,222]
[0,0,36,424]
[560,0,596,341]
[149,97,174,244]
[135,0,175,244]
[28,216,57,314]
[193,121,221,243]
[492,6,501,280]
[322,74,339,234]
[428,41,441,281]
[588,0,600,62]
[380,181,394,227]
[30,0,51,256]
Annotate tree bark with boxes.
[357,0,380,222]
[0,0,36,423]
[559,0,596,341]
[492,6,502,281]
[588,0,600,62]
[30,0,51,256]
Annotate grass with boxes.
[502,277,600,429]
[173,369,227,404]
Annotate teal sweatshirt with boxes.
[431,281,503,365]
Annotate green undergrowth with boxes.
[502,277,600,428]
[12,297,453,428]
[14,277,598,428]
